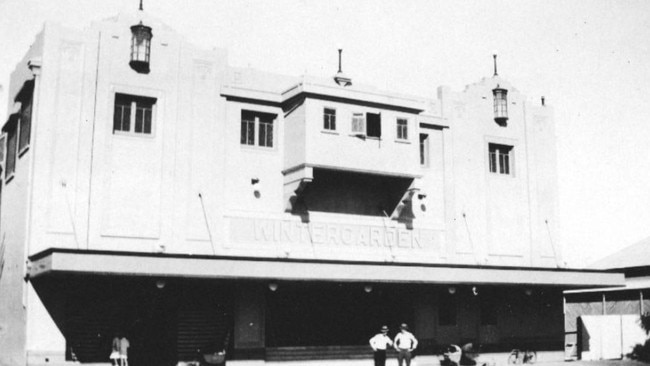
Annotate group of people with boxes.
[369,323,418,366]
[110,334,130,366]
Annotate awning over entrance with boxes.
[29,248,624,288]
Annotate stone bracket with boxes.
[283,166,313,212]
[392,178,426,220]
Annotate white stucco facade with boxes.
[0,10,623,366]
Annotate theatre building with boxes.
[0,8,623,366]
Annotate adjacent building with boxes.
[0,8,624,366]
[564,238,650,360]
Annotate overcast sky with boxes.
[1,0,649,267]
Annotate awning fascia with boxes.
[28,249,625,289]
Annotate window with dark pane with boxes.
[258,115,274,148]
[397,118,408,140]
[3,118,18,180]
[488,143,513,175]
[17,81,34,153]
[241,110,255,145]
[323,108,336,130]
[113,93,156,135]
[240,110,276,148]
[134,98,155,134]
[366,112,381,138]
[420,134,429,167]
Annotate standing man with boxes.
[394,323,418,366]
[369,325,393,366]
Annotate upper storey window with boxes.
[351,112,381,138]
[351,113,365,134]
[488,143,513,175]
[113,93,156,135]
[3,120,17,181]
[396,118,408,140]
[323,108,336,131]
[366,113,381,138]
[241,110,275,148]
[419,134,429,167]
[493,85,508,126]
[17,81,34,154]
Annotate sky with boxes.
[1,0,649,267]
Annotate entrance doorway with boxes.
[266,282,415,347]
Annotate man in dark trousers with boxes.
[369,325,393,366]
[394,323,418,366]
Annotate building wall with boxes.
[9,16,562,268]
[0,28,44,366]
[1,12,565,365]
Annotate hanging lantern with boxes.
[130,21,152,73]
[492,85,508,126]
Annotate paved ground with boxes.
[91,357,650,366]
[259,354,649,366]
[541,361,648,366]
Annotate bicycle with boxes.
[507,349,536,364]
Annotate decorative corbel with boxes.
[283,166,313,212]
[392,178,426,220]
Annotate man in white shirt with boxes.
[369,325,393,366]
[394,323,418,366]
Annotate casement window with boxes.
[113,93,156,135]
[17,82,34,154]
[351,113,365,134]
[3,120,18,181]
[323,108,336,131]
[419,134,429,167]
[396,118,408,140]
[241,110,275,148]
[488,143,513,175]
[366,113,381,138]
[0,136,6,173]
[351,112,381,138]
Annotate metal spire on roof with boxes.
[139,0,143,11]
[338,48,343,73]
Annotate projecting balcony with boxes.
[280,76,429,218]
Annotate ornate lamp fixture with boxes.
[334,47,352,86]
[129,0,152,74]
[492,54,508,126]
[493,84,508,126]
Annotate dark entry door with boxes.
[128,286,177,366]
[266,282,414,347]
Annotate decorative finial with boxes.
[493,53,498,76]
[139,0,143,11]
[338,48,343,73]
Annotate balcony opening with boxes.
[297,168,412,216]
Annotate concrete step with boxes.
[265,345,397,361]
